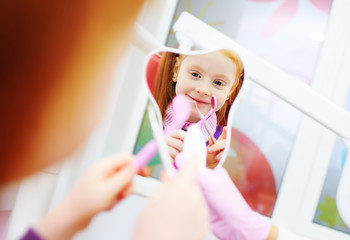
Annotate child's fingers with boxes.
[169,129,186,140]
[95,155,134,176]
[105,163,136,195]
[117,181,134,200]
[208,137,214,146]
[168,147,180,159]
[107,182,134,209]
[215,151,224,161]
[207,140,226,153]
[166,136,184,152]
[206,153,219,169]
[137,166,151,177]
[218,127,227,141]
[166,135,184,160]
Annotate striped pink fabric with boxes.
[163,103,217,142]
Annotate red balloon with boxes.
[146,53,161,93]
[224,128,277,217]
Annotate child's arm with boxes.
[134,153,210,240]
[199,167,274,240]
[165,129,186,160]
[206,127,227,169]
[34,155,142,240]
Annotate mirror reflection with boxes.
[146,49,244,169]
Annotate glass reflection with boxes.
[148,49,244,169]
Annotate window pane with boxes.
[166,0,332,217]
[313,93,350,234]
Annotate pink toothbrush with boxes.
[195,95,217,143]
[134,94,191,170]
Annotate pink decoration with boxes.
[262,0,298,37]
[250,0,332,37]
[309,0,332,14]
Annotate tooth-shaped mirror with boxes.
[145,47,245,170]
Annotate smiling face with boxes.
[175,51,237,123]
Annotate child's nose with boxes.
[195,84,211,95]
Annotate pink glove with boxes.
[198,167,272,240]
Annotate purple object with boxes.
[20,228,44,240]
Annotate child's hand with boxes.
[36,155,142,240]
[65,155,138,213]
[134,154,210,240]
[206,127,227,169]
[165,129,186,160]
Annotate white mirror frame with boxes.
[144,46,248,169]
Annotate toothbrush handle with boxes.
[134,140,158,170]
[204,122,216,144]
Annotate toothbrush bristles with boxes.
[194,102,216,144]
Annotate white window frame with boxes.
[131,1,350,239]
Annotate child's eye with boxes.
[213,80,224,86]
[190,72,201,78]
